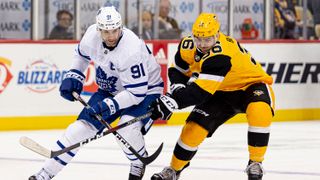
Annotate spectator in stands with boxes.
[132,11,154,40]
[49,10,74,40]
[294,1,315,39]
[158,0,181,39]
[308,0,320,39]
[274,0,297,39]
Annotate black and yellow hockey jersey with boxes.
[170,33,273,108]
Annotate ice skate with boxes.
[128,163,145,180]
[245,160,264,180]
[151,166,178,180]
[151,162,189,180]
[28,168,54,180]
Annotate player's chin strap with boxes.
[72,92,163,165]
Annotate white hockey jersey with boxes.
[71,25,163,110]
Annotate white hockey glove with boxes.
[149,94,179,120]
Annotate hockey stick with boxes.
[19,111,152,158]
[72,92,163,165]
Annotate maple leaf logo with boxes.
[95,67,118,93]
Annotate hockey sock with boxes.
[42,120,97,176]
[246,102,272,162]
[171,121,208,171]
[116,115,147,167]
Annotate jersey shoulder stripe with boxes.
[201,54,231,77]
[77,44,91,61]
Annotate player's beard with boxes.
[104,40,117,47]
[101,30,122,47]
[198,46,211,53]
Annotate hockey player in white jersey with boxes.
[29,6,163,180]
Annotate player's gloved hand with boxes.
[59,69,85,101]
[86,98,119,119]
[149,94,179,120]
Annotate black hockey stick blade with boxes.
[140,142,163,165]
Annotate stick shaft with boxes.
[50,112,151,157]
[72,92,162,165]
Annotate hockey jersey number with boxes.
[131,63,146,79]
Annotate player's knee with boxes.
[118,125,142,142]
[246,102,272,127]
[117,115,143,140]
[180,121,208,147]
[64,120,97,143]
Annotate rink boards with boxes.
[0,40,320,130]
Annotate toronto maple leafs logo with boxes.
[96,66,118,93]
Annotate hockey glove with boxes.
[149,94,179,120]
[59,69,85,101]
[86,98,119,120]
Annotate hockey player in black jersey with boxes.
[149,13,275,180]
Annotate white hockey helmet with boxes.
[96,6,122,30]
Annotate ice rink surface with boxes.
[1,121,320,180]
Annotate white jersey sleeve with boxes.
[113,47,150,109]
[71,25,98,73]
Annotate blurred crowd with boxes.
[131,0,181,40]
[50,0,320,41]
[50,0,181,40]
[274,0,320,39]
[1,0,319,41]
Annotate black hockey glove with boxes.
[149,94,179,120]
